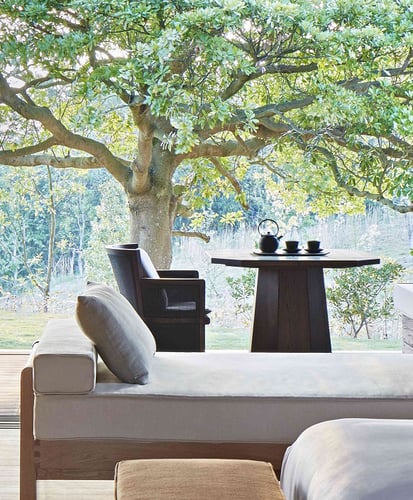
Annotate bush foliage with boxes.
[327,261,404,338]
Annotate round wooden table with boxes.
[210,249,380,352]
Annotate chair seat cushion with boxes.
[166,301,197,312]
[165,303,210,325]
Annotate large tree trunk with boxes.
[128,188,176,269]
[126,145,177,268]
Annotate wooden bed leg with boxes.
[20,364,37,500]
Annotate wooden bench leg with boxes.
[20,365,37,500]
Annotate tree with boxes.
[83,177,129,283]
[327,260,404,338]
[226,269,256,325]
[0,165,98,309]
[0,0,412,267]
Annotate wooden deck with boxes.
[0,352,113,499]
[0,351,29,427]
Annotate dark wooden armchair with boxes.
[106,244,210,352]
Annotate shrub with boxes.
[327,260,404,338]
[226,269,256,325]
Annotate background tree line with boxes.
[1,159,410,339]
[0,166,104,308]
[0,162,297,309]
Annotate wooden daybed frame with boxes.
[20,360,289,500]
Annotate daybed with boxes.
[21,317,413,499]
[280,418,413,500]
[19,280,413,499]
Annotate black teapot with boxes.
[258,219,282,253]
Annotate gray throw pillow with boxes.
[76,282,156,384]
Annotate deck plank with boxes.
[0,352,29,423]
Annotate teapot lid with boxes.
[258,219,280,237]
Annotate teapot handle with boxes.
[258,219,280,236]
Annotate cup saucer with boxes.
[283,248,301,253]
[305,248,323,253]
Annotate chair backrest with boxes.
[106,244,143,313]
[138,248,159,279]
[105,244,163,314]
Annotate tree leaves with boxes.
[0,0,412,265]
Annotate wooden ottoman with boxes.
[114,458,285,500]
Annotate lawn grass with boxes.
[0,311,402,351]
[207,327,251,350]
[205,327,402,351]
[0,311,69,349]
[331,336,401,351]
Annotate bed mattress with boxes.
[34,351,413,442]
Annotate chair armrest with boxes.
[140,278,206,317]
[141,277,205,287]
[158,270,199,278]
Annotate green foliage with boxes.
[83,178,129,284]
[327,260,405,338]
[176,162,332,235]
[0,0,413,266]
[226,269,256,325]
[0,166,105,301]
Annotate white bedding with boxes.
[280,418,413,500]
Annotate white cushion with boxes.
[35,351,413,442]
[33,318,96,394]
[281,418,413,500]
[76,282,156,384]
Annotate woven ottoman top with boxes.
[114,458,285,500]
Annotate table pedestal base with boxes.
[251,268,331,352]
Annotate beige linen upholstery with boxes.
[76,282,156,384]
[35,351,413,442]
[114,459,285,500]
[33,317,96,394]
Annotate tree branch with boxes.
[317,146,413,213]
[0,137,58,158]
[172,230,210,242]
[0,153,103,169]
[20,75,73,92]
[209,157,249,210]
[85,50,155,191]
[0,73,130,185]
[197,97,315,138]
[221,63,318,100]
[178,137,267,160]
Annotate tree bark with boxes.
[128,189,175,268]
[126,146,177,268]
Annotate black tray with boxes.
[252,249,329,256]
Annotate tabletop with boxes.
[209,249,380,269]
